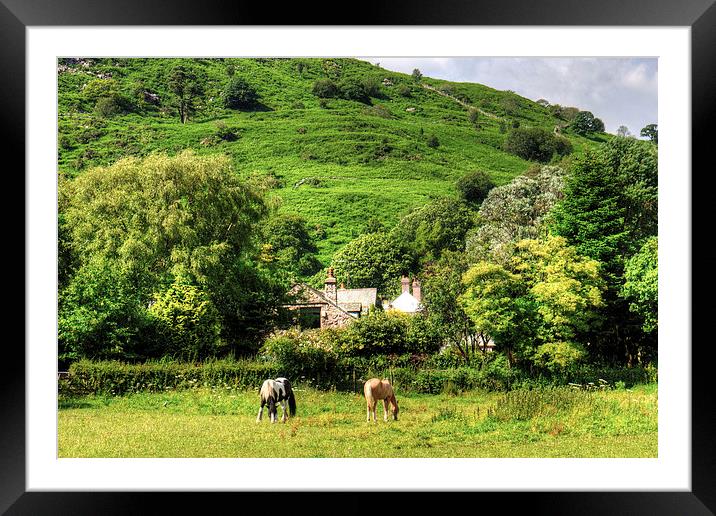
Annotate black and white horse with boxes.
[257,377,297,423]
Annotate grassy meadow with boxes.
[58,384,657,458]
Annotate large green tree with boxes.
[465,165,566,265]
[460,236,603,370]
[421,251,480,365]
[551,147,654,364]
[389,198,474,266]
[640,123,658,144]
[330,232,415,296]
[223,76,259,110]
[59,151,282,358]
[621,236,658,334]
[571,111,605,135]
[168,64,205,123]
[261,213,322,278]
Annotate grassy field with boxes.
[58,384,657,458]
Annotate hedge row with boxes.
[60,358,656,396]
[61,359,281,396]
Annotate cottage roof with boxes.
[337,288,377,308]
[287,283,357,318]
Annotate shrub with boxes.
[503,127,571,163]
[339,311,441,357]
[361,76,382,98]
[312,78,339,99]
[397,84,412,97]
[214,122,240,142]
[531,341,587,374]
[338,77,370,103]
[94,96,121,117]
[148,282,224,361]
[223,76,258,109]
[456,170,495,205]
[260,328,342,387]
[426,134,439,148]
[62,358,279,396]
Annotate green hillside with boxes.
[57,57,609,265]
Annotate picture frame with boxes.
[9,0,715,513]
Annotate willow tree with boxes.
[59,151,281,358]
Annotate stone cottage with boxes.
[284,268,378,329]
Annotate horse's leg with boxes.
[366,400,371,422]
[257,400,264,422]
[372,401,377,422]
[281,400,287,422]
[383,399,389,422]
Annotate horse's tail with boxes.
[288,389,297,417]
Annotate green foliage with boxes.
[168,64,205,123]
[148,281,223,361]
[83,78,133,116]
[455,170,495,205]
[421,251,479,365]
[338,77,371,104]
[214,121,240,142]
[58,260,153,362]
[531,341,587,374]
[552,150,628,280]
[223,76,259,109]
[260,328,340,386]
[640,123,658,144]
[461,236,603,367]
[601,137,658,252]
[621,236,658,333]
[360,76,382,98]
[460,261,533,365]
[512,236,604,344]
[503,127,572,163]
[94,96,122,118]
[59,151,281,360]
[549,104,580,122]
[61,151,265,285]
[339,311,441,357]
[397,83,412,97]
[63,358,280,396]
[466,165,567,265]
[261,213,322,277]
[58,58,606,265]
[312,78,339,98]
[426,134,439,148]
[330,232,415,296]
[389,198,474,265]
[552,144,657,364]
[571,111,605,135]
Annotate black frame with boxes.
[7,0,715,513]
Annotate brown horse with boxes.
[363,378,399,422]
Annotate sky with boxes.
[360,57,657,137]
